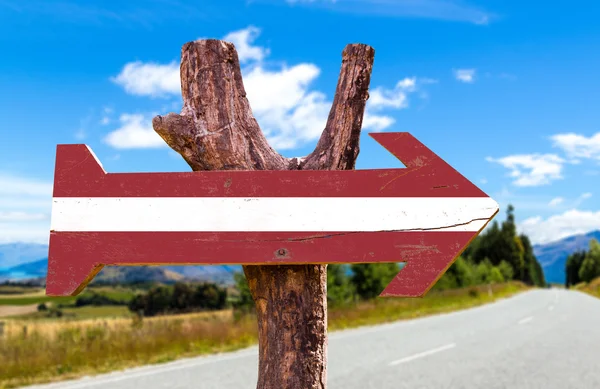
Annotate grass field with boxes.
[0,286,43,295]
[0,286,138,304]
[574,277,600,298]
[0,281,529,389]
[0,286,141,321]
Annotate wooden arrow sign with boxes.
[46,132,498,297]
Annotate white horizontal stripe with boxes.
[518,316,533,325]
[389,343,456,366]
[50,197,498,232]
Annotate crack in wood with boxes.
[189,217,493,244]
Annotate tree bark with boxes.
[153,39,375,389]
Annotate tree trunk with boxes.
[153,39,375,389]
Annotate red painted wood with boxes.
[47,132,496,297]
[52,133,489,198]
[46,230,476,297]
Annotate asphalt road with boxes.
[24,288,600,389]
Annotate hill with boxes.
[0,243,48,268]
[534,230,600,284]
[0,245,242,285]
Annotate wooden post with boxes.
[152,39,374,389]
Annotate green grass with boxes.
[329,282,527,330]
[0,282,529,389]
[0,296,75,306]
[0,286,42,295]
[0,286,139,307]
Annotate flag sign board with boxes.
[46,132,499,297]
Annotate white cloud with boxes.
[111,61,180,98]
[362,113,395,132]
[0,211,47,222]
[480,178,488,184]
[104,113,165,149]
[486,153,566,187]
[367,77,416,111]
[497,192,593,213]
[110,26,429,150]
[0,224,50,245]
[573,192,592,208]
[0,175,52,196]
[454,68,476,83]
[548,197,564,207]
[550,131,600,160]
[0,175,52,244]
[222,26,269,63]
[519,209,600,245]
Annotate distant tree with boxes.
[464,204,545,287]
[171,282,194,311]
[232,272,254,313]
[327,264,355,306]
[435,256,475,290]
[500,206,525,278]
[531,258,546,287]
[350,263,400,300]
[489,267,505,284]
[128,282,227,317]
[433,271,458,291]
[37,303,48,311]
[579,239,600,283]
[498,260,514,281]
[194,283,227,310]
[75,292,126,307]
[468,221,500,264]
[452,257,476,287]
[520,234,545,287]
[145,286,172,315]
[474,258,493,284]
[566,251,586,287]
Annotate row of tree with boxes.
[128,282,227,316]
[461,205,545,287]
[565,238,600,287]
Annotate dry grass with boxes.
[1,309,233,339]
[0,305,38,318]
[329,282,528,330]
[575,277,600,298]
[0,282,528,389]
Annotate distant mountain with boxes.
[93,266,186,284]
[534,230,600,285]
[0,243,49,268]
[164,265,241,284]
[0,258,48,279]
[0,248,242,285]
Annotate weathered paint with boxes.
[46,132,499,297]
[51,197,497,232]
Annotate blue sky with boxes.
[0,0,599,248]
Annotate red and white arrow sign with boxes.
[47,133,498,297]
